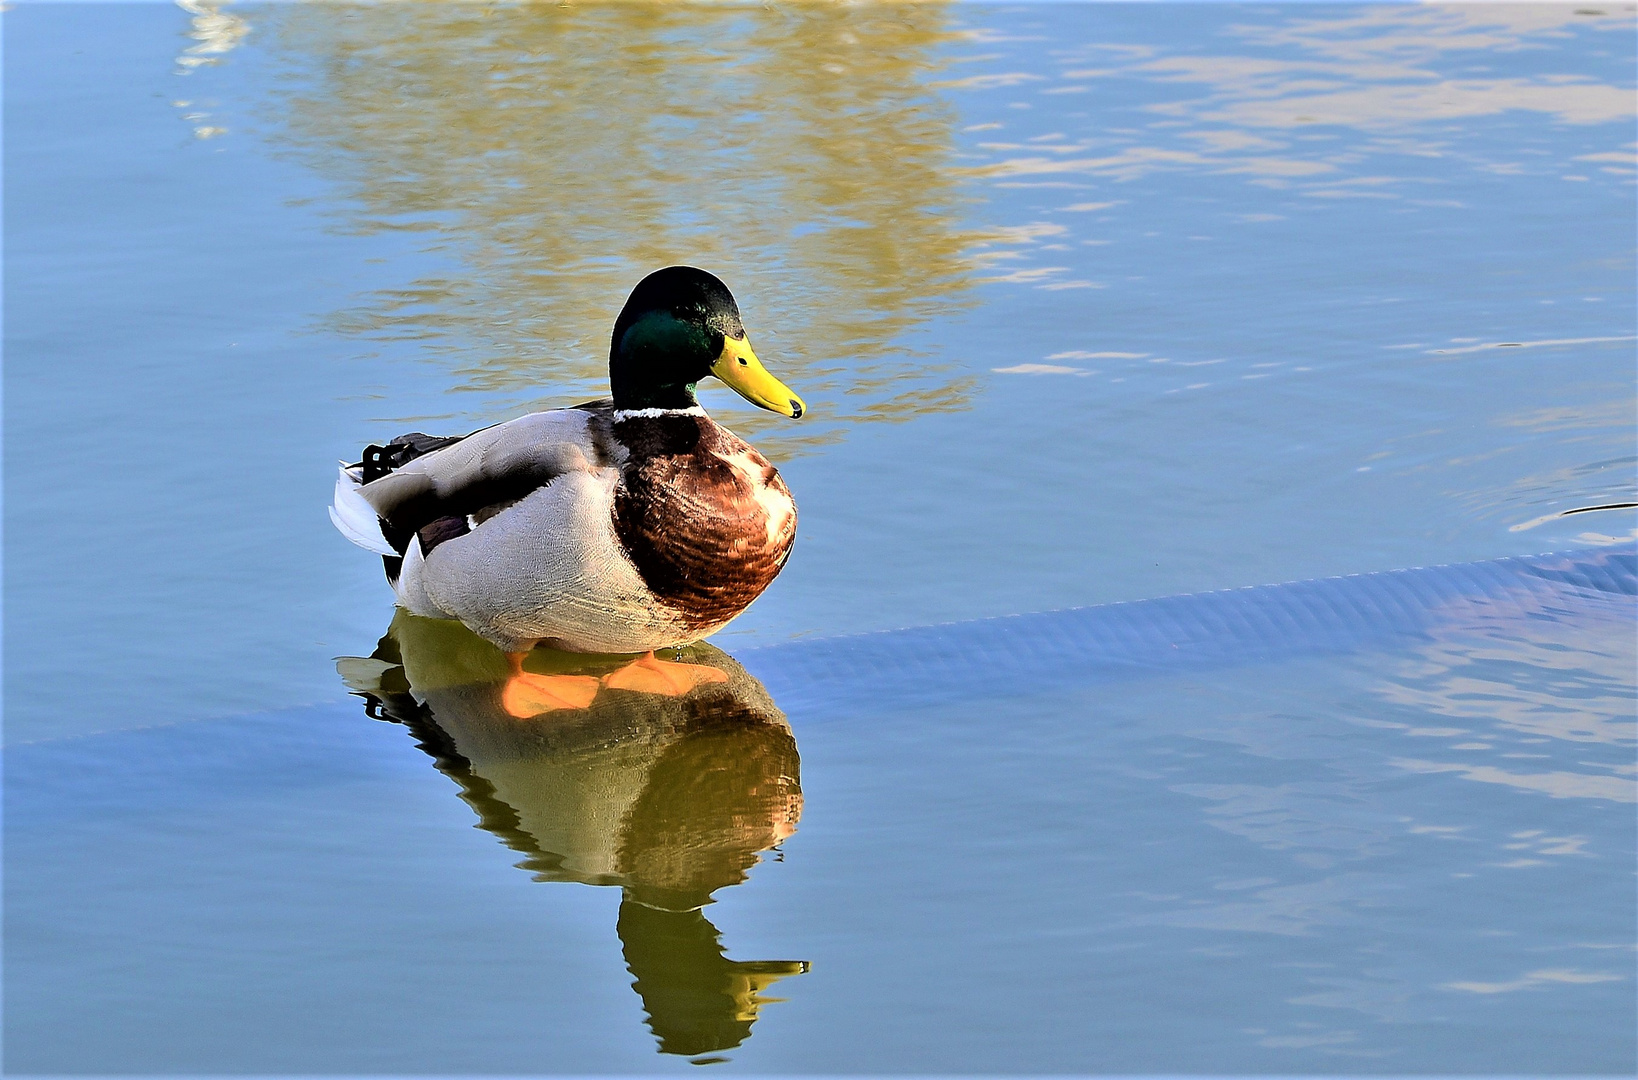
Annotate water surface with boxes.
[5,2,1634,1072]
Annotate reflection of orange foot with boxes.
[502,672,600,718]
[501,653,600,718]
[601,651,729,696]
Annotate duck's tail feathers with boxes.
[330,463,397,555]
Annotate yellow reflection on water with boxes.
[262,1,978,451]
[338,611,805,1058]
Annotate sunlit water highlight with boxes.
[5,1,1634,1072]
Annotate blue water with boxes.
[5,2,1635,1072]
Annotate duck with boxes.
[330,266,805,716]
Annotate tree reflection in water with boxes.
[339,612,805,1059]
[263,2,979,453]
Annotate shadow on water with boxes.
[257,1,981,451]
[337,612,805,1060]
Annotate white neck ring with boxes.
[612,406,707,421]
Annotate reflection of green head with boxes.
[618,899,808,1058]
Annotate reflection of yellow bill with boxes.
[712,335,806,419]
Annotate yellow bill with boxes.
[711,335,806,419]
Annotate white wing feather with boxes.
[330,464,397,555]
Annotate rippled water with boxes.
[5,2,1635,1072]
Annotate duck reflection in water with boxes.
[338,611,806,1059]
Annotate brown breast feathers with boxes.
[612,414,796,632]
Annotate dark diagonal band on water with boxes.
[739,544,1636,714]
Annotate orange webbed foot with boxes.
[600,651,730,696]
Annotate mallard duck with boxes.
[331,266,804,714]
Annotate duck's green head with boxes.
[609,266,806,419]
